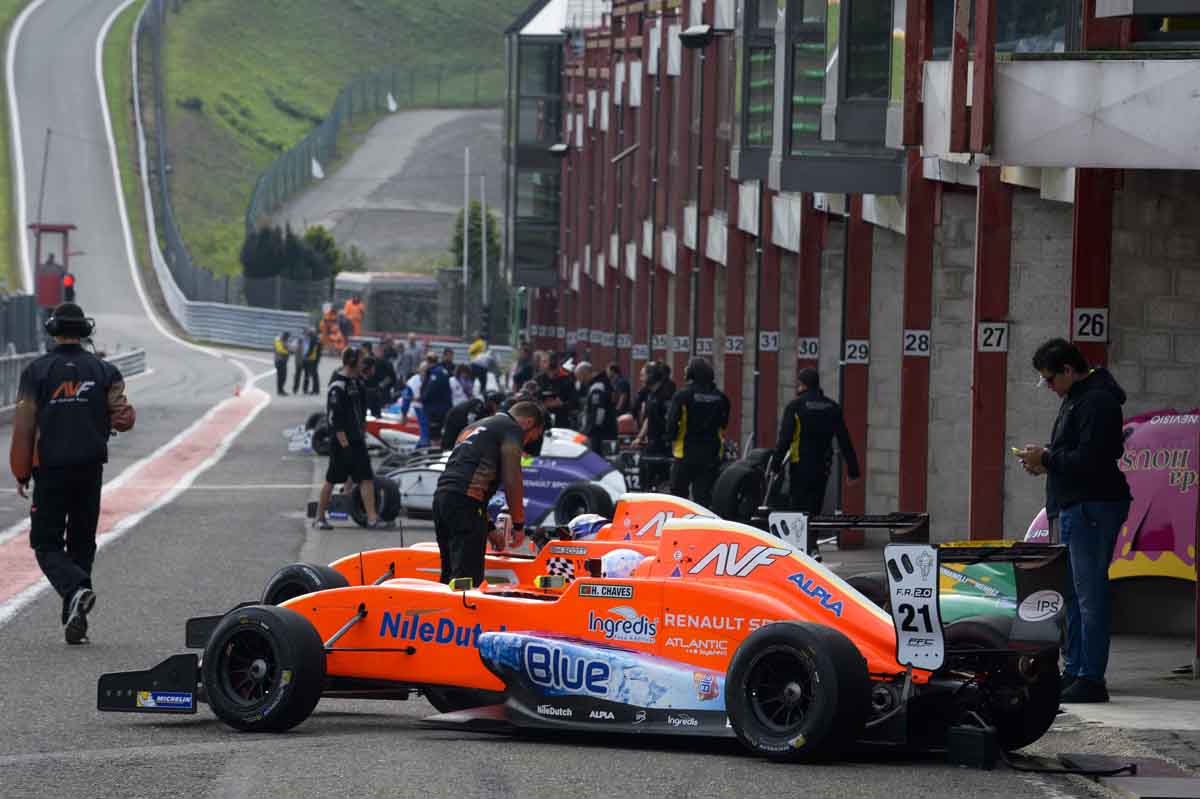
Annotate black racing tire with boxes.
[261,563,351,606]
[201,605,325,732]
[726,622,870,762]
[944,618,1060,751]
[742,448,774,470]
[311,423,332,456]
[423,686,505,714]
[553,481,615,523]
[304,412,324,431]
[845,572,890,613]
[711,463,765,524]
[350,478,402,526]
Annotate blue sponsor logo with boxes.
[137,691,193,709]
[787,571,844,617]
[524,642,610,696]
[378,612,505,647]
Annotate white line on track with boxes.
[186,484,314,491]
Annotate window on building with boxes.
[747,47,774,148]
[845,0,891,99]
[931,0,1069,58]
[1134,15,1200,48]
[789,0,826,154]
[757,0,779,30]
[713,35,733,212]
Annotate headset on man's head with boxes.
[44,306,95,339]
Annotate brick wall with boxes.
[779,251,799,412]
[1110,170,1200,417]
[867,227,904,513]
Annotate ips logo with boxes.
[49,380,95,404]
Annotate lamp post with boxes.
[549,142,570,351]
[678,23,729,360]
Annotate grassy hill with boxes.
[161,0,527,276]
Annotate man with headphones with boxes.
[666,358,730,508]
[312,347,380,530]
[10,302,136,644]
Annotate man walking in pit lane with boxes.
[1016,338,1131,704]
[313,347,381,530]
[10,302,136,643]
[433,401,546,586]
[666,358,730,508]
[771,368,861,547]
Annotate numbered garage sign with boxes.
[632,344,649,360]
[884,543,944,670]
[696,337,714,356]
[725,335,745,355]
[1073,307,1109,343]
[652,334,668,351]
[797,338,819,360]
[978,322,1008,353]
[759,331,780,352]
[844,340,870,365]
[902,330,931,357]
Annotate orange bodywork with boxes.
[296,495,928,693]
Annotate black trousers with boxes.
[470,364,488,394]
[275,359,288,394]
[432,493,488,586]
[302,361,320,394]
[789,465,828,517]
[671,458,719,509]
[30,465,103,623]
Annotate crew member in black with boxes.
[666,358,730,508]
[576,362,617,454]
[772,368,861,522]
[632,361,675,491]
[536,352,577,429]
[433,401,545,585]
[441,391,504,451]
[10,303,136,644]
[313,347,379,530]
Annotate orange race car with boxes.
[97,494,1067,762]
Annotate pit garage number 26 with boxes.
[883,543,945,670]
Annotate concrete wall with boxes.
[779,251,798,411]
[818,221,846,408]
[867,227,904,514]
[927,191,975,540]
[1110,170,1200,417]
[742,240,758,441]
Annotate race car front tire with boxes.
[262,563,351,606]
[201,605,325,732]
[710,463,765,524]
[726,621,870,762]
[553,481,615,523]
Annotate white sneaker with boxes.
[64,588,96,645]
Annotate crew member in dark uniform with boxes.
[576,362,617,454]
[666,358,729,508]
[536,353,577,429]
[772,367,861,521]
[10,303,136,644]
[632,361,674,491]
[433,401,546,585]
[313,347,379,530]
[441,391,504,451]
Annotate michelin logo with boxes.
[136,691,193,710]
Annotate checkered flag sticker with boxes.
[545,557,576,582]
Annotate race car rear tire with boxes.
[304,412,324,431]
[350,478,402,526]
[201,605,325,732]
[741,448,774,470]
[944,618,1060,751]
[311,423,332,456]
[726,621,870,762]
[845,572,890,612]
[711,463,765,524]
[553,481,615,523]
[423,686,505,714]
[262,563,351,606]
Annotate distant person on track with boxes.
[420,352,453,444]
[343,295,365,337]
[273,331,291,396]
[291,328,306,395]
[313,347,379,531]
[302,329,321,395]
[10,302,136,644]
[319,304,341,353]
[433,401,546,586]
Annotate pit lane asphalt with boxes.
[0,393,1120,799]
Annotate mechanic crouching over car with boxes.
[433,401,546,586]
[10,302,136,644]
[313,347,381,530]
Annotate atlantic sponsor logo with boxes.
[667,713,699,728]
[665,636,729,657]
[787,571,844,617]
[663,612,776,631]
[536,704,573,718]
[588,606,658,643]
[378,611,505,647]
[689,543,791,577]
[578,583,634,599]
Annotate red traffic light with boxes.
[62,273,75,288]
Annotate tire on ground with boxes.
[710,463,765,524]
[350,478,402,526]
[741,448,774,470]
[944,617,1060,751]
[845,572,890,611]
[553,481,615,523]
[262,563,351,606]
[305,412,324,431]
[201,604,325,732]
[726,621,870,762]
[423,686,505,714]
[311,423,332,456]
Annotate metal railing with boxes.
[0,352,40,408]
[245,63,500,230]
[0,295,41,354]
[108,348,149,380]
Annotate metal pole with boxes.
[691,48,705,355]
[463,147,470,337]
[36,128,51,226]
[751,179,765,448]
[481,174,488,307]
[647,66,661,357]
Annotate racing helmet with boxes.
[567,513,608,540]
[601,548,647,579]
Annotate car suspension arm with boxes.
[324,603,368,649]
